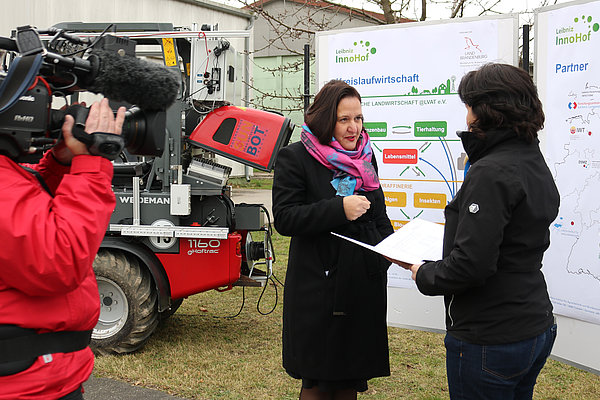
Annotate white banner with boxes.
[536,0,600,326]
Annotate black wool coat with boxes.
[272,141,394,381]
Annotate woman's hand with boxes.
[409,263,422,281]
[343,195,370,221]
[384,257,422,281]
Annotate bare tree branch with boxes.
[235,0,517,117]
[450,0,467,18]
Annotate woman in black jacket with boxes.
[399,63,559,400]
[273,80,393,400]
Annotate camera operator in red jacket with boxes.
[0,98,125,400]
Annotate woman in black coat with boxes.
[273,80,394,400]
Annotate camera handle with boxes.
[67,105,125,160]
[0,54,42,113]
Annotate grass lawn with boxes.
[93,222,600,399]
[227,173,273,190]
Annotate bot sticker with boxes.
[230,119,266,158]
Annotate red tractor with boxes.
[45,22,293,354]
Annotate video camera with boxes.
[0,25,180,162]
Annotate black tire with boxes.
[160,297,184,320]
[91,249,159,355]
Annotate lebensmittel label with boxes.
[364,122,387,137]
[414,121,447,137]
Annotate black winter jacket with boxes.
[415,129,559,344]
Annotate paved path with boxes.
[84,375,188,400]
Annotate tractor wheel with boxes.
[160,298,184,320]
[91,249,159,355]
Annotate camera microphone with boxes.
[0,28,179,161]
[85,49,180,111]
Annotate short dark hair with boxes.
[458,63,545,143]
[305,80,362,145]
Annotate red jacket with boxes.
[0,152,115,399]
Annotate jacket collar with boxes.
[458,129,524,164]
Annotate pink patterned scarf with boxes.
[300,124,380,196]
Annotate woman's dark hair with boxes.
[458,63,545,143]
[305,80,362,145]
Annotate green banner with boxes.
[364,122,387,137]
[414,121,447,137]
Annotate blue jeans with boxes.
[445,324,557,400]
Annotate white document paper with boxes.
[331,218,444,264]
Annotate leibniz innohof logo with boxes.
[555,14,600,46]
[335,39,377,64]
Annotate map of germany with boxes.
[545,78,600,323]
